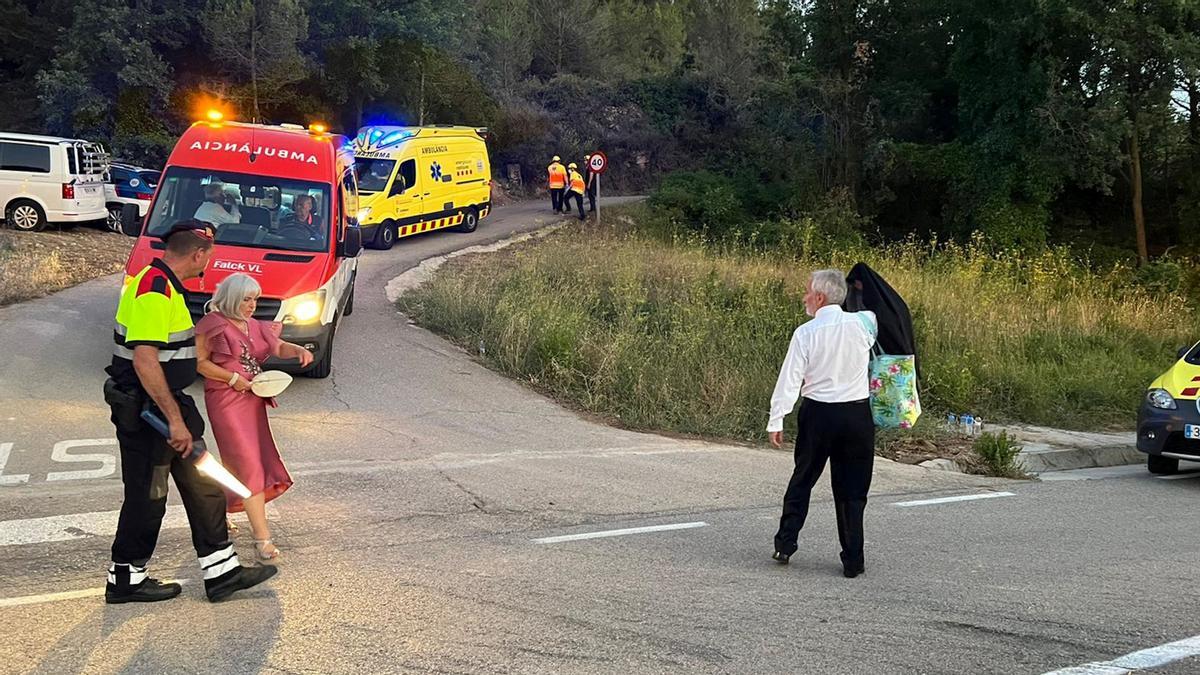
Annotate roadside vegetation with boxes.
[398,203,1200,446]
[0,229,131,306]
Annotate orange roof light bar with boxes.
[206,109,224,122]
[308,122,328,134]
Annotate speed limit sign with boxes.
[588,151,608,174]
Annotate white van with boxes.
[0,132,109,231]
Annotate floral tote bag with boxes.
[857,313,922,429]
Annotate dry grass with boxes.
[0,228,133,306]
[398,207,1200,441]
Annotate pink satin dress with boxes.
[195,312,293,513]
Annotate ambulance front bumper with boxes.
[266,322,333,373]
[1137,397,1200,459]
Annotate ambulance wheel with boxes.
[6,200,46,232]
[1148,454,1178,475]
[456,207,479,233]
[373,220,397,250]
[306,329,335,379]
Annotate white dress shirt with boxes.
[194,201,241,226]
[767,305,877,432]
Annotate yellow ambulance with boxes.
[352,125,492,249]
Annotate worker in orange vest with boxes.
[547,156,567,213]
[564,163,587,220]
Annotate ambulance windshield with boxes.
[146,167,332,253]
[354,159,396,193]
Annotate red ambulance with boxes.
[122,115,363,378]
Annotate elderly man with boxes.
[768,269,877,577]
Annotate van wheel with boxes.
[6,200,46,232]
[306,329,335,379]
[456,207,479,233]
[1148,454,1179,475]
[373,220,397,250]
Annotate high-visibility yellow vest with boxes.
[548,163,567,189]
[109,259,197,390]
[568,169,585,194]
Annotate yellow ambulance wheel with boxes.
[455,207,479,233]
[373,220,397,250]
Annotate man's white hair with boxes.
[810,269,847,305]
[210,272,261,318]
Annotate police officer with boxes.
[547,156,567,213]
[564,163,587,220]
[103,220,277,603]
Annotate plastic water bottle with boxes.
[946,414,958,432]
[961,414,975,436]
[974,417,984,435]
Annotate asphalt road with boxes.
[0,200,1197,674]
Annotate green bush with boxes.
[649,170,747,233]
[972,431,1025,478]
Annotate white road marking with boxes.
[0,506,188,546]
[1042,634,1200,674]
[0,443,30,486]
[892,492,1016,507]
[46,439,117,481]
[532,521,708,544]
[1159,471,1200,481]
[0,580,188,609]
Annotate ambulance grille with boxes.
[185,292,281,321]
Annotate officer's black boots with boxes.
[205,564,278,603]
[106,577,183,604]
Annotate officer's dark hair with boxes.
[164,221,215,256]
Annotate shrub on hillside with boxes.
[649,170,747,233]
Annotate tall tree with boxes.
[478,0,534,95]
[201,0,309,122]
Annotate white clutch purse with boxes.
[250,370,293,398]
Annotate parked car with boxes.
[104,162,160,234]
[1137,340,1200,474]
[0,132,108,231]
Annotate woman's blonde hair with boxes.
[209,272,261,318]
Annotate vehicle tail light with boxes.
[62,183,75,199]
[135,192,153,200]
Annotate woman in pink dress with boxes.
[195,273,313,560]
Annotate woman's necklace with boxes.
[228,315,250,336]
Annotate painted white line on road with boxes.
[892,492,1016,507]
[0,580,188,609]
[532,521,708,544]
[0,506,188,546]
[1042,634,1200,674]
[1159,471,1200,481]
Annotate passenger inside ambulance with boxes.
[355,159,396,193]
[146,170,331,253]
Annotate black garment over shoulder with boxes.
[842,262,918,370]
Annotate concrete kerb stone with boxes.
[995,424,1141,474]
[385,223,566,304]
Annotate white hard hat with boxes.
[250,370,294,398]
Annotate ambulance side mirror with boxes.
[389,177,407,197]
[340,225,363,258]
[120,203,142,237]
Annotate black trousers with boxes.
[105,382,231,571]
[550,187,564,212]
[774,398,874,566]
[565,191,585,219]
[586,188,596,212]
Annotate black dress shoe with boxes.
[106,578,182,604]
[843,564,865,578]
[205,564,278,602]
[772,551,790,565]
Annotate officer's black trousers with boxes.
[106,388,231,568]
[565,191,585,219]
[586,188,596,212]
[774,398,874,566]
[550,187,564,212]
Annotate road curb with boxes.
[385,223,566,304]
[996,425,1142,474]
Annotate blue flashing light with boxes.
[378,129,416,149]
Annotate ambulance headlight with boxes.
[1146,389,1177,410]
[281,290,325,324]
[356,207,371,222]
